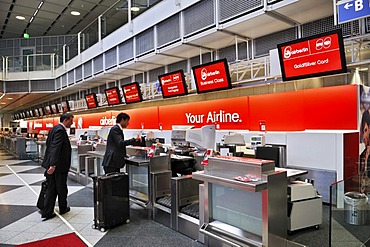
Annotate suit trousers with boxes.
[42,172,68,217]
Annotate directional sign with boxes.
[337,0,370,24]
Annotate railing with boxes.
[330,172,370,246]
[2,53,56,79]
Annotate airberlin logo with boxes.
[100,116,116,126]
[315,36,331,50]
[284,46,309,59]
[201,68,220,80]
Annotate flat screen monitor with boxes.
[255,146,281,167]
[192,58,232,94]
[69,128,76,135]
[20,128,28,133]
[44,106,51,115]
[121,82,143,104]
[105,87,122,106]
[186,125,216,150]
[28,110,34,118]
[277,29,347,81]
[38,108,44,117]
[25,111,30,118]
[50,104,58,114]
[61,101,70,113]
[20,112,25,119]
[158,70,188,98]
[34,109,40,117]
[85,93,98,109]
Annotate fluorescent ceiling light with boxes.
[6,97,13,100]
[131,6,140,12]
[16,16,25,20]
[71,11,81,16]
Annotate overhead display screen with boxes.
[158,70,188,98]
[38,108,44,117]
[50,104,58,114]
[105,87,122,106]
[44,106,51,115]
[277,29,347,81]
[85,93,98,109]
[192,58,232,94]
[61,101,70,113]
[122,82,142,104]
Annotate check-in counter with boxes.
[171,175,203,241]
[193,156,288,247]
[68,144,95,185]
[126,146,171,219]
[35,140,46,161]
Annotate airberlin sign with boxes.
[277,29,347,81]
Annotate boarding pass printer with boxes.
[287,181,322,233]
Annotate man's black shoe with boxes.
[60,207,70,215]
[42,213,56,221]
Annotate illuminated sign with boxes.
[105,87,122,106]
[277,29,347,81]
[122,82,142,104]
[85,93,98,109]
[192,58,232,94]
[158,70,188,98]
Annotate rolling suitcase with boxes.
[92,172,130,232]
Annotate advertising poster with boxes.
[359,85,370,184]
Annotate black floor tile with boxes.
[67,187,94,207]
[0,185,21,194]
[0,205,38,229]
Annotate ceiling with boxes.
[0,0,343,117]
[0,0,148,39]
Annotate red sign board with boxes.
[122,82,142,104]
[277,29,347,81]
[105,87,122,106]
[158,70,188,98]
[85,93,98,109]
[192,58,232,94]
[158,97,249,130]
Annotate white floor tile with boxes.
[0,230,21,243]
[1,220,38,232]
[4,231,46,245]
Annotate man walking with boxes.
[41,113,74,220]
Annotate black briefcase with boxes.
[92,172,130,232]
[36,180,48,210]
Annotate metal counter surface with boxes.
[192,171,268,192]
[126,157,150,166]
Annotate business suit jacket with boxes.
[41,124,72,173]
[102,124,136,169]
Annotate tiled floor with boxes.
[0,149,202,247]
[0,148,369,247]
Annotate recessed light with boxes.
[131,6,140,12]
[6,97,13,100]
[0,103,6,105]
[71,11,81,16]
[16,16,25,20]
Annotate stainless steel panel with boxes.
[206,156,275,179]
[192,171,267,192]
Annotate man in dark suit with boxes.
[41,113,74,220]
[102,112,141,174]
